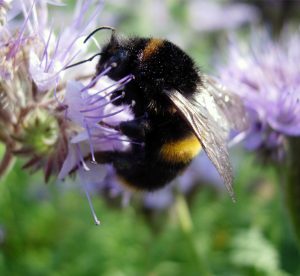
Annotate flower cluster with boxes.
[219,30,300,162]
[0,0,106,177]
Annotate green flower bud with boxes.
[22,108,59,156]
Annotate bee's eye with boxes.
[110,49,127,66]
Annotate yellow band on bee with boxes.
[160,135,202,163]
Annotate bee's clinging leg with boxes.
[100,113,149,141]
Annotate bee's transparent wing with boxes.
[164,89,235,200]
[201,74,248,131]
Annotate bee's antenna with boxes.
[64,52,102,70]
[64,26,116,70]
[84,26,116,44]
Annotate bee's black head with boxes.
[96,35,133,80]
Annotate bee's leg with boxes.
[110,90,125,106]
[101,114,149,141]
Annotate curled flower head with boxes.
[0,0,138,224]
[0,0,130,180]
[219,30,300,161]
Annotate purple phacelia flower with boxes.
[219,30,300,161]
[59,75,134,179]
[28,0,104,92]
[58,73,135,224]
[0,0,108,178]
[0,0,136,224]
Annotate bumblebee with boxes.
[70,27,247,199]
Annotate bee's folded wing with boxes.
[164,89,235,200]
[202,74,248,131]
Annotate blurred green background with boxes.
[1,0,300,275]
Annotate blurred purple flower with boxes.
[219,30,300,161]
[188,0,259,32]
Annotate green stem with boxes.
[285,137,300,246]
[175,193,211,276]
[0,147,15,180]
